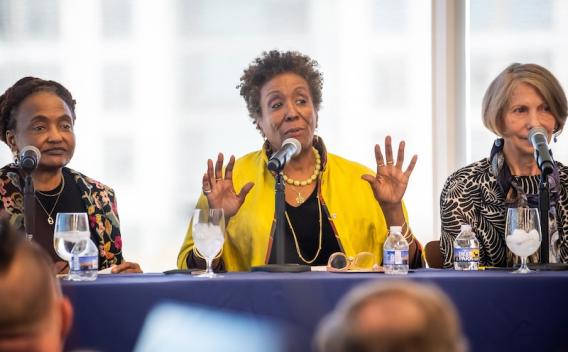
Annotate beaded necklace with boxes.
[282,147,321,204]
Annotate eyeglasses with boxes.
[326,252,381,272]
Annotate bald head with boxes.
[0,218,73,352]
[352,293,427,335]
[316,281,467,352]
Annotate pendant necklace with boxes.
[289,185,306,205]
[282,147,322,205]
[35,176,65,225]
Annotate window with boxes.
[103,136,134,183]
[101,0,133,39]
[102,62,133,110]
[0,0,433,271]
[468,0,568,163]
[177,0,308,37]
[0,0,59,41]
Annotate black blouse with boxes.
[33,169,87,263]
[268,184,340,266]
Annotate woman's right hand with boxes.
[202,153,254,219]
[54,260,69,274]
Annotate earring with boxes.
[12,150,19,165]
[554,135,558,143]
[263,138,273,156]
[313,128,319,146]
[312,134,318,146]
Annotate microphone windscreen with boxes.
[20,145,41,159]
[528,127,548,143]
[281,138,301,157]
[19,145,41,170]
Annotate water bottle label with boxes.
[70,255,98,271]
[454,248,479,263]
[395,250,408,265]
[384,250,409,265]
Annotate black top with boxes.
[269,184,340,266]
[33,168,87,262]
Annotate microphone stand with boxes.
[531,149,568,271]
[274,172,286,264]
[23,173,35,241]
[538,173,549,264]
[252,172,310,273]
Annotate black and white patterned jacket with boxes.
[440,158,568,268]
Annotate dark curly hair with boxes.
[237,50,324,127]
[0,77,76,144]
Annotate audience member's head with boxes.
[0,217,73,352]
[315,280,467,352]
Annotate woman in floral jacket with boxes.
[0,76,141,273]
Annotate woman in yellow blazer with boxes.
[178,50,421,271]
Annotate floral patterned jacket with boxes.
[0,164,123,269]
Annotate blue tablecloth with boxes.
[62,270,568,352]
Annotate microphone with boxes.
[19,146,41,173]
[528,127,554,175]
[267,138,301,172]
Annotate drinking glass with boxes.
[53,213,90,280]
[505,207,542,274]
[192,209,225,278]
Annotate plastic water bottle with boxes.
[453,224,480,271]
[383,226,409,275]
[69,236,99,281]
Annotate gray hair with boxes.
[482,63,567,137]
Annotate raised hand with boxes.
[362,136,417,210]
[202,153,254,219]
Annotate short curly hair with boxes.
[0,77,76,144]
[237,50,324,126]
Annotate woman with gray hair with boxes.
[314,280,467,352]
[440,63,568,268]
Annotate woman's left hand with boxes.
[362,136,417,210]
[111,261,143,274]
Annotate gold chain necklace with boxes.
[35,178,65,197]
[282,147,321,186]
[35,177,65,225]
[289,185,307,205]
[284,195,323,264]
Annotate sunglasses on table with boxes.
[326,252,382,272]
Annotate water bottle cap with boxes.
[389,226,402,234]
[460,224,472,231]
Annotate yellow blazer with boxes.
[177,146,408,271]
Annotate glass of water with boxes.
[192,209,225,278]
[505,207,542,274]
[53,212,91,280]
